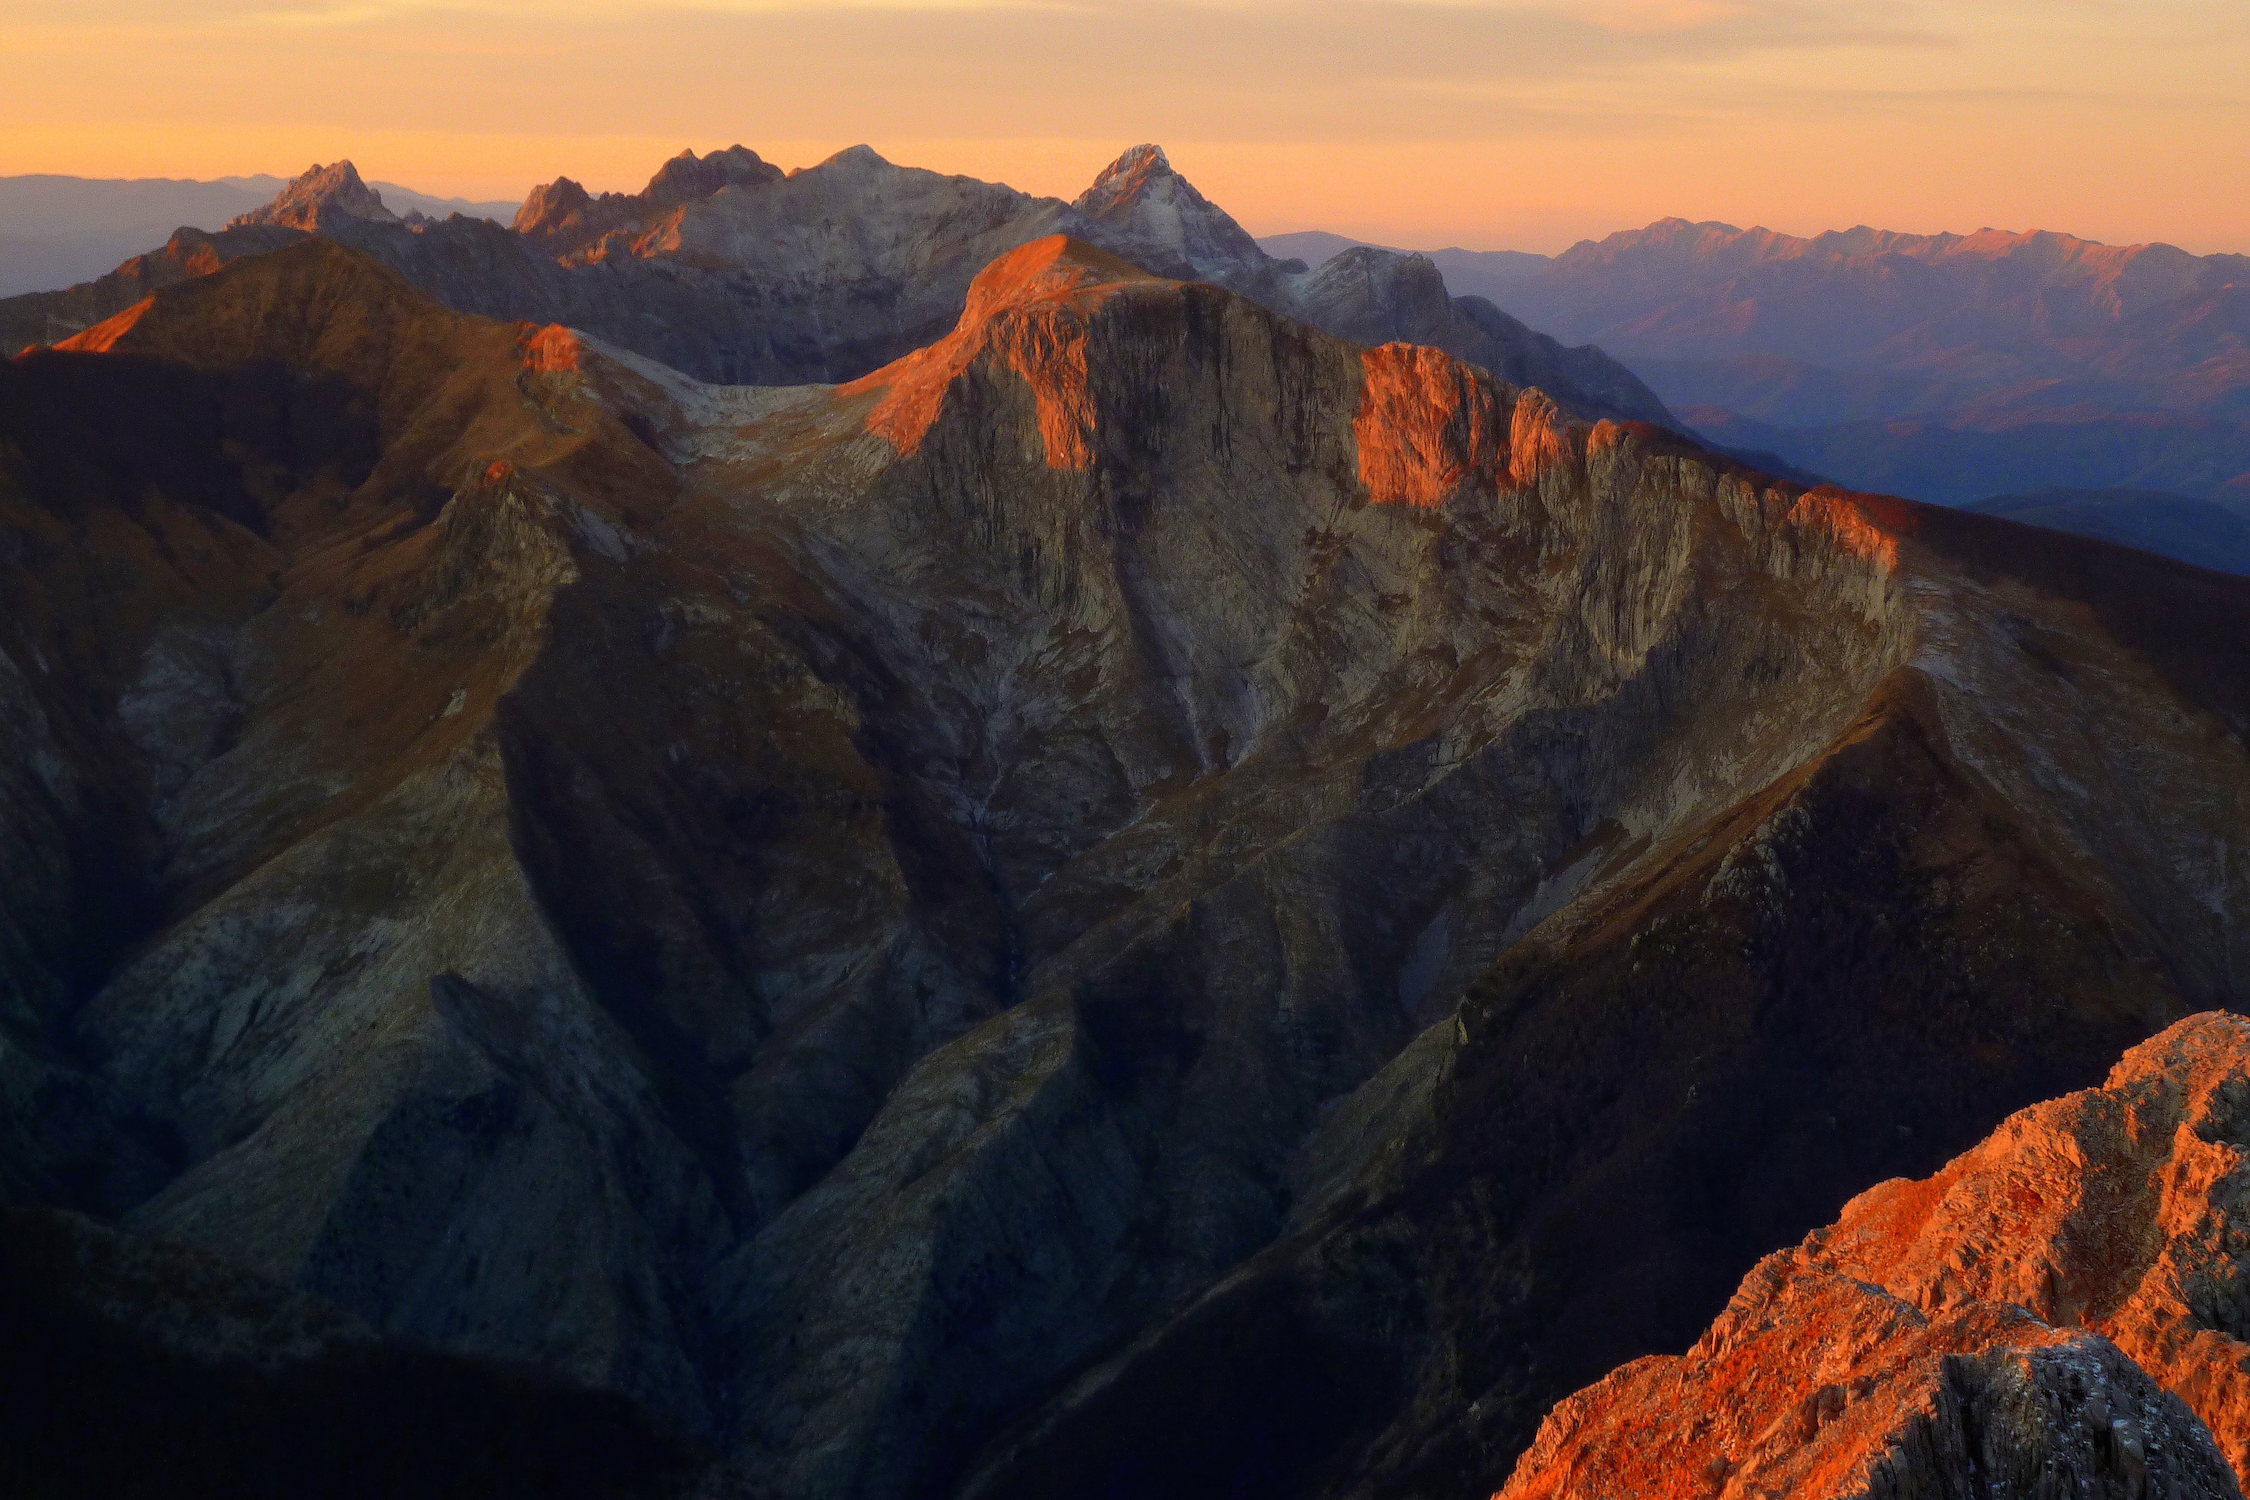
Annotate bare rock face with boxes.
[511,175,604,244]
[640,144,782,212]
[1496,1012,2250,1500]
[1071,143,1282,291]
[228,160,400,233]
[10,233,2250,1499]
[513,144,783,258]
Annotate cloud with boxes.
[218,0,1935,48]
[7,0,1959,151]
[235,0,1077,21]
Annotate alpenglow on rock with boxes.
[1496,1012,2250,1500]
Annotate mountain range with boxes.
[8,133,2250,1496]
[0,149,1672,430]
[0,171,518,299]
[1966,488,2250,576]
[29,157,2250,570]
[1270,220,2250,512]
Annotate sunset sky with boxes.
[4,0,2245,253]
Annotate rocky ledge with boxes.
[1497,1012,2250,1500]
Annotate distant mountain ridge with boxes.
[1522,217,2250,356]
[0,171,518,297]
[0,148,1673,427]
[1265,219,2250,510]
[1965,488,2250,576]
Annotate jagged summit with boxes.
[1072,143,1173,218]
[842,234,1165,461]
[514,144,779,252]
[1067,142,1270,287]
[2,138,1675,419]
[227,160,398,233]
[642,144,780,208]
[512,174,594,236]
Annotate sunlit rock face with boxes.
[1495,1012,2250,1500]
[7,231,2250,1500]
[226,159,400,233]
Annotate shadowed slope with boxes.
[0,1208,702,1500]
[1967,487,2250,576]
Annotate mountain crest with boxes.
[1073,143,1173,217]
[1068,142,1269,287]
[228,160,398,233]
[512,175,594,237]
[514,146,780,256]
[641,144,780,209]
[811,144,893,174]
[841,234,1162,464]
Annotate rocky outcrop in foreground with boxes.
[1498,1012,2250,1500]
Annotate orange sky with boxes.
[3,0,2246,253]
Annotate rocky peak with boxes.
[1496,1011,2250,1499]
[953,233,1160,316]
[1068,142,1271,287]
[512,147,780,256]
[640,144,781,211]
[806,144,893,176]
[512,175,594,237]
[1294,246,1455,341]
[227,160,399,233]
[840,234,1163,463]
[1072,143,1174,220]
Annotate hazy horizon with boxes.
[7,145,2246,262]
[3,0,2244,256]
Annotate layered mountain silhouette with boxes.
[9,200,2250,1498]
[1270,219,2250,513]
[0,170,517,299]
[1968,488,2250,576]
[1,148,1673,427]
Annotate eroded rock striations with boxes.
[6,231,2250,1498]
[1496,1012,2250,1500]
